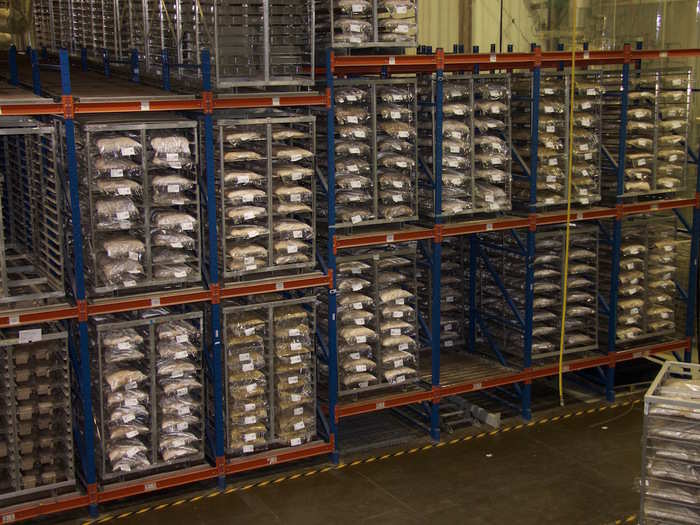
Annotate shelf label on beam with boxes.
[2,513,15,523]
[583,51,590,60]
[272,97,280,106]
[8,315,19,326]
[267,456,278,465]
[562,365,570,373]
[485,224,493,231]
[576,212,583,220]
[388,56,396,65]
[473,382,482,390]
[151,298,161,307]
[376,401,385,410]
[144,482,157,491]
[386,234,394,242]
[659,51,668,58]
[140,101,150,111]
[19,328,41,344]
[650,204,659,211]
[276,282,285,291]
[490,54,497,62]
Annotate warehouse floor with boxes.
[53,392,645,525]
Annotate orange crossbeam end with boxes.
[0,103,63,116]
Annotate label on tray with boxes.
[353,302,363,310]
[359,381,369,388]
[581,101,592,109]
[546,125,555,133]
[290,437,302,446]
[446,296,455,303]
[396,5,408,13]
[287,244,299,254]
[174,270,187,278]
[176,334,189,343]
[349,147,361,155]
[166,153,179,162]
[396,24,409,33]
[390,328,401,336]
[349,24,362,32]
[110,169,124,178]
[396,298,405,305]
[123,413,135,423]
[167,184,180,193]
[181,222,194,231]
[176,387,189,396]
[117,341,131,350]
[398,131,409,138]
[244,416,256,425]
[291,342,302,351]
[580,144,589,152]
[355,130,366,139]
[288,376,299,385]
[175,422,188,431]
[294,407,304,416]
[391,111,402,119]
[394,375,406,384]
[123,279,137,287]
[545,198,555,204]
[351,215,362,224]
[291,173,302,181]
[392,194,403,202]
[393,311,403,318]
[290,355,302,364]
[355,318,365,326]
[171,371,184,379]
[121,147,135,156]
[118,187,131,195]
[116,211,130,220]
[669,154,678,161]
[351,283,362,291]
[242,363,254,372]
[246,384,257,393]
[293,421,305,431]
[347,116,359,124]
[126,430,139,438]
[178,406,190,415]
[544,105,554,113]
[356,336,367,343]
[291,393,302,402]
[244,403,255,412]
[243,445,254,454]
[356,364,367,372]
[244,433,256,443]
[289,328,301,337]
[548,158,558,166]
[445,324,453,331]
[445,340,454,347]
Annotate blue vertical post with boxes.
[201,49,225,487]
[8,45,18,86]
[429,49,445,442]
[468,235,477,353]
[60,49,98,518]
[522,47,541,421]
[635,40,643,71]
[81,47,88,71]
[30,49,41,96]
[686,152,700,363]
[472,46,479,75]
[606,46,631,401]
[162,49,171,91]
[102,48,110,78]
[325,49,340,463]
[130,49,140,83]
[557,43,564,71]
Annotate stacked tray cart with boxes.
[221,295,317,456]
[319,243,420,395]
[602,68,691,197]
[315,0,417,51]
[476,224,599,361]
[318,77,419,228]
[0,323,74,503]
[69,114,202,297]
[417,72,512,219]
[511,70,603,208]
[202,111,316,282]
[640,361,700,524]
[90,309,205,482]
[600,213,679,345]
[0,117,65,310]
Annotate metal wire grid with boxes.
[221,295,318,456]
[91,309,206,482]
[0,324,74,502]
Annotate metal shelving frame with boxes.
[322,44,700,450]
[0,44,698,524]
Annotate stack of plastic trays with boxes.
[92,310,204,480]
[211,113,316,280]
[656,71,690,192]
[416,237,467,351]
[640,362,700,524]
[76,116,201,295]
[624,73,657,195]
[224,304,270,455]
[272,300,316,447]
[0,324,74,499]
[512,72,569,207]
[570,73,602,205]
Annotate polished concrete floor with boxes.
[58,395,644,525]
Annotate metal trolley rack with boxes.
[0,44,699,524]
[640,361,700,524]
[0,117,65,310]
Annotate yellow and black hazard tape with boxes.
[81,398,642,524]
[613,513,638,524]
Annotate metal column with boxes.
[201,49,226,487]
[606,45,632,401]
[59,49,98,517]
[326,49,340,463]
[686,150,700,363]
[429,49,445,441]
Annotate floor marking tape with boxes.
[563,413,571,419]
[257,480,271,487]
[408,447,419,453]
[477,432,487,438]
[136,507,151,514]
[97,517,113,523]
[435,442,446,447]
[422,444,434,450]
[224,487,238,493]
[449,439,460,445]
[155,503,171,509]
[350,460,363,466]
[117,512,133,519]
[241,483,255,490]
[172,499,186,506]
[305,469,319,475]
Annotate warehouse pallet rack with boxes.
[0,45,698,523]
[0,48,331,524]
[321,45,700,446]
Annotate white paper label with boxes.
[396,298,405,305]
[349,147,361,155]
[117,187,131,195]
[390,328,402,336]
[485,194,494,202]
[291,393,302,402]
[445,324,453,331]
[294,407,304,416]
[350,23,362,32]
[351,215,362,224]
[396,24,409,34]
[579,188,588,196]
[445,340,454,347]
[166,153,179,162]
[631,308,640,314]
[393,359,404,368]
[181,222,193,231]
[244,403,255,412]
[290,355,302,364]
[548,158,558,166]
[177,406,190,416]
[355,130,366,139]
[289,328,301,337]
[356,364,367,372]
[544,106,554,114]
[584,153,593,160]
[110,168,124,178]
[392,194,403,202]
[545,198,555,204]
[246,384,257,393]
[243,445,254,453]
[290,437,302,447]
[126,430,139,438]
[123,413,135,423]
[638,159,646,166]
[390,111,402,119]
[167,184,180,193]
[291,342,302,351]
[175,334,189,344]
[359,381,369,388]
[544,88,554,95]
[116,211,130,220]
[244,416,256,425]
[244,432,256,443]
[393,311,403,318]
[449,146,460,153]
[353,302,363,310]
[242,363,254,372]
[287,244,299,254]
[396,5,407,13]
[492,106,500,114]
[172,241,183,248]
[244,257,255,265]
[398,131,409,138]
[349,352,360,360]
[546,175,557,183]
[580,144,589,152]
[121,147,135,156]
[171,371,184,379]
[347,115,359,124]
[546,125,555,133]
[581,118,592,127]
[176,387,188,396]
[174,270,187,278]
[669,154,678,162]
[237,175,250,184]
[581,102,592,110]
[446,296,455,303]
[288,376,299,385]
[355,318,365,325]
[394,375,406,384]
[124,397,138,407]
[117,341,131,350]
[356,336,367,343]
